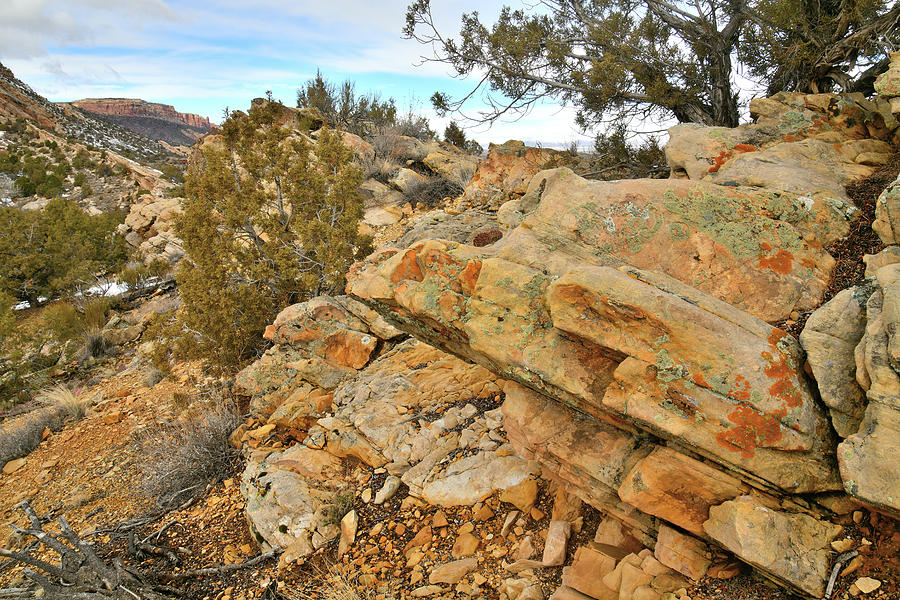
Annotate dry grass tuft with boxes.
[402,176,464,209]
[0,385,89,466]
[37,384,90,420]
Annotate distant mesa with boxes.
[65,98,216,146]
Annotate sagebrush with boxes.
[134,399,241,508]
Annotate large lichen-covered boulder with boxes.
[667,92,894,208]
[490,168,849,322]
[702,495,842,597]
[348,238,840,493]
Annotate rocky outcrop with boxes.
[238,296,537,564]
[119,196,183,264]
[800,285,875,437]
[462,140,575,210]
[346,228,847,594]
[342,88,900,596]
[799,245,900,518]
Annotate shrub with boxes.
[134,400,241,509]
[325,492,355,526]
[0,291,14,340]
[402,176,464,209]
[118,264,150,291]
[443,121,482,155]
[0,198,127,306]
[72,149,94,170]
[78,330,112,363]
[588,124,668,180]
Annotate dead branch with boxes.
[166,548,280,580]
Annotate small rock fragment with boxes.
[429,558,478,584]
[854,577,881,594]
[542,520,572,566]
[374,475,401,504]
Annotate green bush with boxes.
[157,100,371,370]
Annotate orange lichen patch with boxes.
[715,404,784,459]
[762,329,802,408]
[799,257,816,269]
[707,144,757,173]
[708,151,731,173]
[758,249,794,274]
[390,249,424,284]
[458,260,482,296]
[727,375,751,401]
[691,371,709,387]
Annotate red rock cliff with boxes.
[69,98,212,130]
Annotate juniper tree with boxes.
[170,99,371,368]
[404,0,900,130]
[0,198,126,307]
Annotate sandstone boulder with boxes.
[390,168,427,194]
[703,495,842,597]
[800,285,874,436]
[421,141,478,184]
[837,264,900,517]
[241,448,343,557]
[872,174,900,244]
[874,50,900,98]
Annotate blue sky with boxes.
[0,0,596,148]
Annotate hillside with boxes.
[0,63,173,164]
[67,98,215,146]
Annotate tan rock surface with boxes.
[702,496,842,597]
